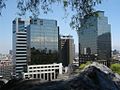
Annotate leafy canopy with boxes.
[0,0,102,30]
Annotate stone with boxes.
[1,62,120,90]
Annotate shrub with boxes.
[110,63,120,75]
[79,61,92,70]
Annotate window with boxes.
[40,20,43,25]
[41,74,43,79]
[34,74,36,78]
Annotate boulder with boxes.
[1,62,120,90]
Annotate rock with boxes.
[0,80,5,88]
[1,62,120,90]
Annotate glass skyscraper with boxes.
[78,11,111,63]
[27,18,59,64]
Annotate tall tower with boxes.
[27,18,59,64]
[60,35,75,66]
[78,11,111,64]
[12,18,28,76]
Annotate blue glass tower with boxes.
[27,18,59,64]
[78,11,111,63]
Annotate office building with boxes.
[78,11,111,64]
[27,18,59,64]
[12,18,28,76]
[60,35,75,66]
[23,63,62,81]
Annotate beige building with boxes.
[60,35,75,66]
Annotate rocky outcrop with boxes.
[1,62,120,90]
[0,80,5,88]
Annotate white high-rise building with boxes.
[12,18,28,76]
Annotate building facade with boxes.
[12,18,28,76]
[0,54,13,80]
[23,63,62,81]
[27,18,59,64]
[60,35,75,66]
[78,11,111,64]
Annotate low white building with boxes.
[23,63,62,81]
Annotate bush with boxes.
[110,63,120,75]
[79,61,92,70]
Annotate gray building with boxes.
[78,11,111,64]
[60,35,75,66]
[0,54,13,80]
[27,18,59,64]
[12,18,28,76]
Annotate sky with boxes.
[0,0,120,54]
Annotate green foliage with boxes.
[17,0,61,17]
[66,0,102,31]
[79,61,92,70]
[79,63,86,70]
[110,63,120,75]
[0,0,102,28]
[0,0,7,15]
[17,0,102,18]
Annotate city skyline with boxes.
[0,0,120,54]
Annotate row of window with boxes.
[29,69,56,72]
[29,65,59,69]
[25,72,56,80]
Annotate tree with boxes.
[0,0,102,30]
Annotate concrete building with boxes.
[60,35,75,66]
[12,18,28,76]
[23,63,62,81]
[0,54,13,80]
[78,11,111,65]
[27,17,59,64]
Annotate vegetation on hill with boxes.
[79,61,92,70]
[79,62,120,75]
[110,63,120,75]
